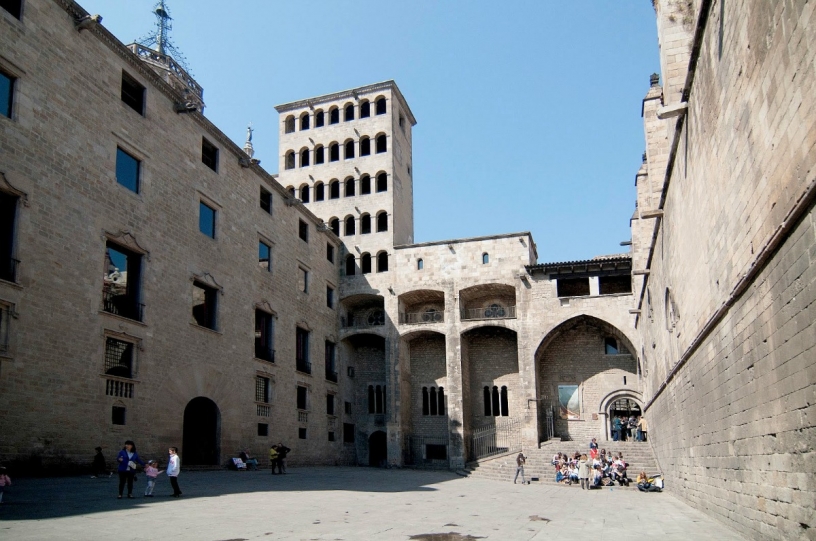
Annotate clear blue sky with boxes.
[82,0,659,263]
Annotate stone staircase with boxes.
[461,441,661,487]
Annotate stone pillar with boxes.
[589,276,600,297]
[445,284,466,469]
[384,293,403,467]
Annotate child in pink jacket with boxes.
[0,467,11,503]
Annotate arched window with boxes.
[345,215,355,236]
[284,115,295,133]
[604,337,619,355]
[360,100,370,118]
[315,110,324,127]
[329,180,340,199]
[360,137,371,156]
[483,387,491,416]
[300,112,310,130]
[422,387,429,416]
[491,386,500,417]
[314,145,325,164]
[429,387,438,416]
[376,212,388,232]
[360,214,371,234]
[482,253,489,264]
[345,254,356,276]
[299,185,309,203]
[368,385,375,413]
[360,175,371,194]
[438,387,445,415]
[287,186,295,197]
[375,97,386,115]
[376,173,387,192]
[329,143,339,162]
[329,107,339,124]
[345,177,355,197]
[377,252,388,273]
[285,151,295,170]
[500,386,509,416]
[344,103,354,121]
[300,148,310,167]
[361,253,372,274]
[417,258,423,270]
[329,218,340,236]
[375,134,387,153]
[344,140,355,159]
[314,182,325,201]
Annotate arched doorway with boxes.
[607,396,641,441]
[368,430,387,467]
[182,397,221,465]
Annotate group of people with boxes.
[91,441,182,499]
[552,447,629,488]
[611,415,647,442]
[267,443,291,474]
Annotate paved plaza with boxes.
[0,467,743,540]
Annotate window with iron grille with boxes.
[255,376,270,403]
[104,337,133,378]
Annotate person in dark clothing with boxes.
[275,443,291,474]
[91,447,109,478]
[116,440,144,499]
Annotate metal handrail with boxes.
[399,311,444,325]
[296,359,311,374]
[102,289,145,322]
[341,315,385,328]
[255,346,275,363]
[127,44,204,100]
[460,305,516,321]
[325,368,338,382]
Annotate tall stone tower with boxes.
[275,81,416,272]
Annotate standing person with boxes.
[627,415,637,440]
[0,467,10,503]
[91,446,108,478]
[612,417,622,441]
[268,445,279,474]
[143,460,163,497]
[578,454,591,490]
[275,442,291,474]
[637,416,648,442]
[116,440,144,499]
[167,447,182,497]
[589,438,599,460]
[513,452,527,484]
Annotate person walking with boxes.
[116,440,144,499]
[637,416,648,442]
[578,453,591,490]
[143,460,163,497]
[167,447,182,497]
[275,442,291,474]
[268,445,279,474]
[0,467,11,503]
[513,452,527,484]
[91,446,109,478]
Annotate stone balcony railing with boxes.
[399,311,444,325]
[460,305,516,321]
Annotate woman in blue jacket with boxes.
[116,440,145,499]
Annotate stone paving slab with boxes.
[0,467,744,541]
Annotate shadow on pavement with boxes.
[0,466,461,522]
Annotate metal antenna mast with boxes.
[137,0,192,73]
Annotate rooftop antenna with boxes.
[137,0,192,73]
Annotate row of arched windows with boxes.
[284,97,387,133]
[483,386,509,417]
[367,384,386,414]
[346,252,388,275]
[328,212,388,237]
[287,173,388,203]
[422,386,445,416]
[284,135,387,169]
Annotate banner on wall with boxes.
[558,385,580,420]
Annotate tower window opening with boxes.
[329,218,340,236]
[284,116,295,133]
[375,97,386,115]
[329,107,339,124]
[376,212,388,232]
[300,149,310,167]
[314,145,325,164]
[376,173,387,192]
[329,180,340,199]
[299,185,309,203]
[344,103,354,121]
[345,177,355,197]
[376,252,388,273]
[300,113,310,130]
[361,175,371,194]
[329,143,339,162]
[360,137,371,156]
[375,134,387,153]
[315,110,324,127]
[315,182,325,201]
[344,216,356,236]
[285,151,295,170]
[345,140,355,159]
[361,253,372,274]
[360,100,370,118]
[361,214,371,234]
[345,255,356,276]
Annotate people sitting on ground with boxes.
[239,450,258,471]
[590,464,603,489]
[636,471,662,492]
[552,452,562,466]
[555,464,571,485]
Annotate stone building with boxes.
[0,0,813,539]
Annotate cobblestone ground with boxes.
[0,467,744,540]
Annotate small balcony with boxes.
[257,404,271,417]
[298,411,309,423]
[460,305,516,321]
[296,359,312,375]
[325,367,339,383]
[102,289,144,323]
[255,345,275,363]
[0,257,19,283]
[399,310,444,325]
[341,311,385,329]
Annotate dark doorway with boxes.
[182,397,221,465]
[608,397,641,441]
[368,430,387,467]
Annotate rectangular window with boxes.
[192,281,218,330]
[343,423,355,443]
[115,147,140,193]
[326,285,335,308]
[121,71,145,115]
[255,376,270,403]
[558,384,580,420]
[0,192,19,282]
[296,385,308,410]
[199,201,216,238]
[260,187,272,213]
[298,219,309,242]
[1,0,22,19]
[201,138,218,171]
[104,337,134,378]
[328,431,335,442]
[259,241,271,271]
[257,423,269,437]
[426,444,447,460]
[599,275,632,295]
[325,340,337,382]
[296,327,310,373]
[112,406,126,425]
[0,69,15,118]
[344,401,352,415]
[556,277,590,298]
[326,244,334,263]
[255,310,274,362]
[298,267,308,293]
[103,241,143,321]
[298,427,307,440]
[0,304,10,353]
[326,394,335,415]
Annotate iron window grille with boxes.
[104,337,134,378]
